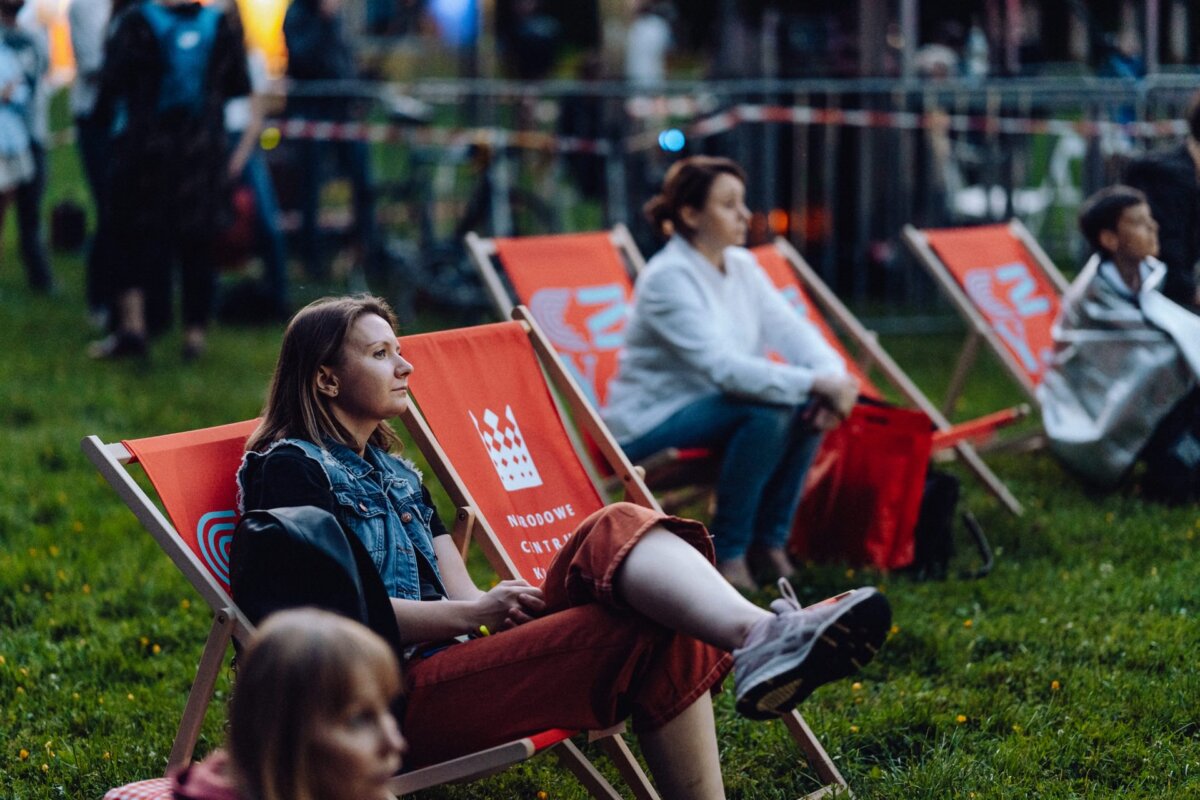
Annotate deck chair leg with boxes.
[594,734,661,800]
[953,442,1024,516]
[553,740,624,800]
[167,609,236,774]
[942,330,982,417]
[782,710,851,797]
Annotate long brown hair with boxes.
[643,156,747,240]
[227,608,402,800]
[246,294,402,453]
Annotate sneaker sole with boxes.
[735,589,891,720]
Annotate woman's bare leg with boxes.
[615,526,772,651]
[638,691,725,800]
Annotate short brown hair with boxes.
[228,608,402,800]
[643,156,747,239]
[1078,184,1147,257]
[246,294,402,453]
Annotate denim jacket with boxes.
[238,438,446,602]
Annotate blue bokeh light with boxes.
[658,128,686,152]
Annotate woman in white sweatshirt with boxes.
[603,157,858,590]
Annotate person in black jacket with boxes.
[283,0,377,279]
[1123,93,1200,312]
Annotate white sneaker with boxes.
[733,579,891,720]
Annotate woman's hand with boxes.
[811,373,859,420]
[473,580,546,632]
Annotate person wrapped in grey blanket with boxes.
[1038,185,1200,502]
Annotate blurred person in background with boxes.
[1123,92,1200,313]
[0,0,52,293]
[89,0,249,360]
[283,0,378,280]
[223,1,290,321]
[69,0,115,324]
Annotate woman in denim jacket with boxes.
[237,294,889,798]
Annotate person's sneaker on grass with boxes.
[733,579,891,720]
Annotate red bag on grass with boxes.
[789,402,933,570]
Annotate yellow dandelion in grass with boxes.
[1050,680,1061,691]
[955,714,967,724]
[0,654,6,665]
[537,792,548,800]
[888,624,900,636]
[152,644,162,655]
[41,763,48,773]
[126,693,135,701]
[20,667,28,676]
[139,636,150,647]
[82,584,91,595]
[72,692,80,701]
[49,545,60,558]
[98,696,104,705]
[1012,724,1022,733]
[103,752,111,760]
[963,619,973,628]
[19,749,29,760]
[16,686,25,695]
[849,725,860,733]
[72,520,84,533]
[851,682,863,692]
[180,599,191,611]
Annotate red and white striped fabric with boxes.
[103,777,173,800]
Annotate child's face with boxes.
[311,671,406,800]
[1112,202,1159,263]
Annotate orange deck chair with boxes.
[397,307,857,800]
[83,423,626,800]
[466,225,717,496]
[751,237,1027,516]
[901,220,1070,446]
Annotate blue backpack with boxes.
[140,3,222,116]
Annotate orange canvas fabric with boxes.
[123,419,260,594]
[923,224,1061,387]
[493,233,633,409]
[401,322,606,584]
[750,244,879,397]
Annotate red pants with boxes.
[402,502,733,767]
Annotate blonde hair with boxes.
[247,294,402,453]
[227,608,402,800]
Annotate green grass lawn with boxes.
[2,145,1199,800]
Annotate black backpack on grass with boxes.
[909,469,994,581]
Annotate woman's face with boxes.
[320,314,413,436]
[684,172,750,252]
[310,673,406,800]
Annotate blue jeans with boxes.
[229,134,289,312]
[13,143,52,291]
[620,394,824,562]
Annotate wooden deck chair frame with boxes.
[466,223,646,322]
[465,224,716,506]
[760,237,1026,517]
[901,219,1070,439]
[80,429,631,799]
[398,306,854,800]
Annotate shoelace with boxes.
[769,577,802,615]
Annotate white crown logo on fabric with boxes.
[470,405,543,491]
